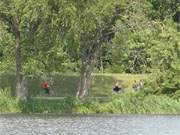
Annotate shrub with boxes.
[0,88,20,112]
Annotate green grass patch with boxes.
[0,73,148,97]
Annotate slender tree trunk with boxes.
[76,45,100,99]
[13,20,27,100]
[15,33,24,99]
[76,61,93,99]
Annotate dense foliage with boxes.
[0,0,179,98]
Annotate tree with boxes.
[109,0,153,73]
[0,0,47,99]
[63,0,122,99]
[148,0,180,21]
[140,20,180,96]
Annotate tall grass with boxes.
[20,97,77,113]
[20,93,180,114]
[0,88,20,113]
[95,93,180,114]
[0,88,180,114]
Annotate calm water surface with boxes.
[0,114,180,135]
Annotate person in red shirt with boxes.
[41,82,50,95]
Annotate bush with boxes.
[0,88,20,112]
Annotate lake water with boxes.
[0,114,180,135]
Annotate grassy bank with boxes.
[0,73,147,97]
[1,89,180,114]
[1,73,179,114]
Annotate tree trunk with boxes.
[76,61,93,99]
[15,33,24,99]
[76,43,101,99]
[13,21,27,100]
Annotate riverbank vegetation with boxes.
[1,89,180,114]
[0,0,179,114]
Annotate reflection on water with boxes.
[0,114,180,135]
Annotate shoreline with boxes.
[1,112,180,116]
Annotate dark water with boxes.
[0,114,180,135]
